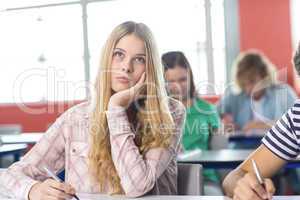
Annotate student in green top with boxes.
[162,51,222,195]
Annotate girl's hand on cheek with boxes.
[109,72,146,108]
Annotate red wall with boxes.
[239,0,294,86]
[0,101,82,132]
[0,97,219,133]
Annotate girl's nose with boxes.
[121,60,132,73]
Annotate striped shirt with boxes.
[262,99,300,160]
[0,98,186,199]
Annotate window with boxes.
[0,4,85,103]
[88,0,226,95]
[0,0,226,103]
[211,0,226,94]
[0,0,76,9]
[291,0,300,49]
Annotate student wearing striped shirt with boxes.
[223,43,300,200]
[0,21,185,200]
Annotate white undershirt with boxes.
[252,98,263,121]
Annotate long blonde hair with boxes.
[89,21,175,194]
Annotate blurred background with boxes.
[1,0,300,196]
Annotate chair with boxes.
[177,163,203,195]
[209,133,230,183]
[209,133,229,150]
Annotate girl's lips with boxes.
[116,77,130,84]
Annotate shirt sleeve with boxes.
[262,106,300,161]
[208,104,221,129]
[216,89,233,116]
[283,85,297,111]
[274,84,297,120]
[0,112,68,200]
[106,102,186,197]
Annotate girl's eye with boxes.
[113,51,124,59]
[133,57,146,64]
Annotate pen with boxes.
[43,166,80,200]
[251,159,269,200]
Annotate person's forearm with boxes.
[255,121,275,130]
[222,168,246,197]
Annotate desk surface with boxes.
[0,193,299,200]
[228,130,266,140]
[78,194,231,200]
[0,144,28,154]
[178,149,253,162]
[177,149,300,169]
[0,194,300,200]
[177,149,253,167]
[0,133,43,144]
[78,194,300,200]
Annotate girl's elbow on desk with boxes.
[122,175,155,198]
[123,186,152,198]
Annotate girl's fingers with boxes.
[45,194,66,200]
[47,186,72,200]
[264,179,275,199]
[131,72,146,98]
[239,179,261,200]
[65,183,76,195]
[109,72,146,107]
[233,187,244,200]
[138,72,146,84]
[245,173,268,199]
[133,72,146,90]
[233,195,241,200]
[47,179,75,194]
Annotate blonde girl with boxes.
[0,21,185,200]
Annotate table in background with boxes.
[0,144,28,161]
[177,149,300,169]
[0,133,43,145]
[228,130,266,147]
[177,149,252,169]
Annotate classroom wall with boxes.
[238,0,295,86]
[0,0,297,132]
[0,101,81,132]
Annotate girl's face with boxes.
[110,34,146,93]
[240,74,265,99]
[165,66,190,101]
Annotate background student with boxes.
[217,51,296,137]
[222,43,300,200]
[162,51,223,195]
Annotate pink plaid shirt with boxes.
[0,98,185,199]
